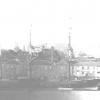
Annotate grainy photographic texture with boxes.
[0,0,99,100]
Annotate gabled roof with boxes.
[30,60,51,65]
[3,59,21,65]
[74,60,100,66]
[56,59,68,65]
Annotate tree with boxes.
[0,49,17,62]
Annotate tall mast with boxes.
[68,17,72,49]
[29,24,33,79]
[68,32,71,56]
[68,32,71,83]
[68,17,74,59]
[67,17,74,83]
[29,24,32,54]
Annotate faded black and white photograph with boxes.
[0,0,99,100]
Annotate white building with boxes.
[72,60,100,80]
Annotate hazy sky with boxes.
[0,0,99,57]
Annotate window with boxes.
[82,66,84,70]
[84,66,87,70]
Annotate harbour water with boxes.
[0,88,99,100]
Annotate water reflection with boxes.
[30,90,81,100]
[0,89,99,100]
[76,91,100,100]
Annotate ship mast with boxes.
[67,17,74,83]
[28,24,33,79]
[68,17,74,59]
[29,24,32,55]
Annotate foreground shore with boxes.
[0,79,99,91]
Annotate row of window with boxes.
[73,66,100,70]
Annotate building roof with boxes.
[56,59,68,65]
[30,60,51,65]
[73,60,100,66]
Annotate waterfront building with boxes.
[71,58,100,80]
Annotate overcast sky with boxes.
[0,0,100,57]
